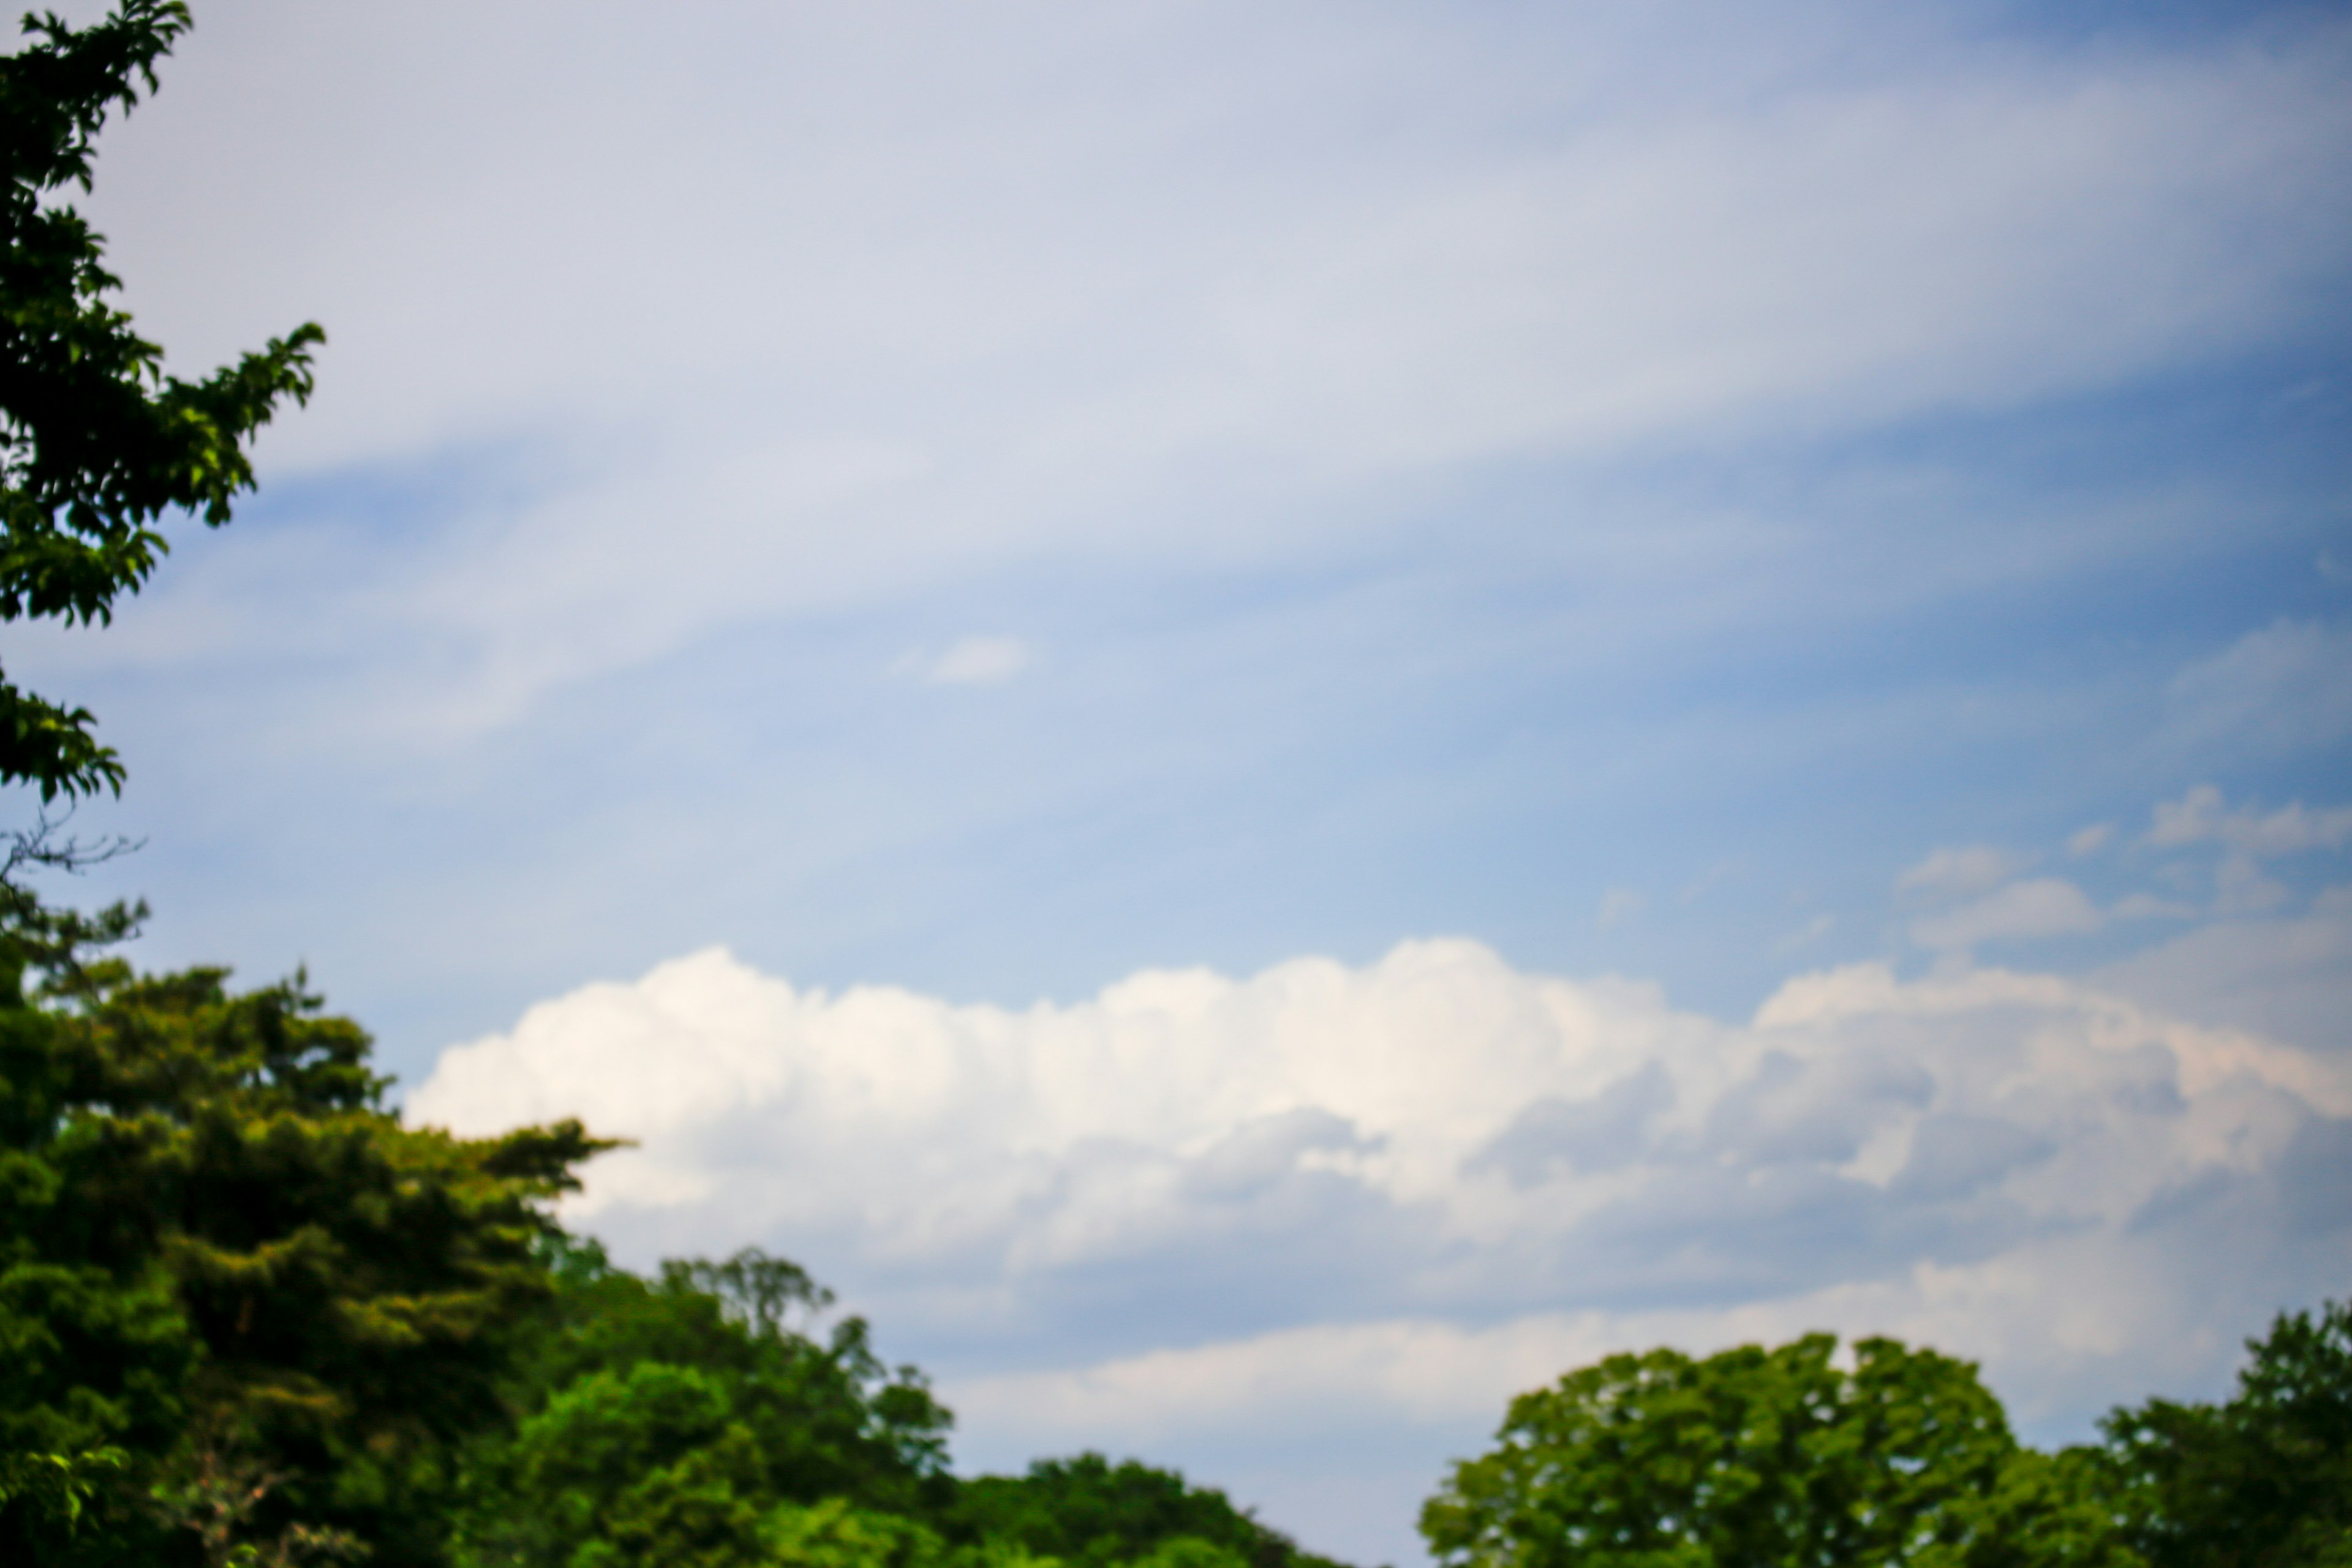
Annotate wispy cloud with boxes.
[1907,878,2103,950]
[1596,887,1645,930]
[2068,823,2114,857]
[61,1,2352,735]
[2149,784,2352,856]
[1898,845,2028,898]
[2165,620,2352,756]
[921,635,1032,687]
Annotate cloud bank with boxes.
[409,937,2351,1553]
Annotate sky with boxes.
[12,0,2352,1561]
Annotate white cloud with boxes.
[2148,783,2352,856]
[2068,823,2114,857]
[1595,886,1645,930]
[2150,784,2227,846]
[409,935,2347,1364]
[2111,892,2194,921]
[2097,889,2352,1056]
[2165,619,2352,756]
[1907,877,2104,949]
[2226,803,2352,856]
[924,636,1032,687]
[407,937,2350,1559]
[1898,845,2026,897]
[1773,912,1836,954]
[2215,854,2293,918]
[949,1242,2293,1453]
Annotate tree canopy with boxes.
[1,0,321,799]
[1423,1318,2352,1568]
[946,1453,1346,1568]
[0,917,609,1564]
[2102,1302,2352,1568]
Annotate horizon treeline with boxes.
[0,900,1360,1568]
[0,924,2345,1566]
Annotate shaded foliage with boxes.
[2104,1302,2352,1568]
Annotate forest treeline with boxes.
[1,917,2346,1566]
[2,4,2347,1566]
[0,911,1359,1568]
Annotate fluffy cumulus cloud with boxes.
[411,937,2351,1537]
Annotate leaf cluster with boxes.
[1,0,322,798]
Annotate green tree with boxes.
[2,0,321,799]
[0,920,606,1566]
[452,1240,956,1568]
[947,1453,1340,1568]
[2103,1301,2352,1568]
[1421,1333,2139,1568]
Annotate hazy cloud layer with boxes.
[43,0,2352,735]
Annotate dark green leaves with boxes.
[1,0,323,799]
[2103,1303,2352,1568]
[0,920,612,1564]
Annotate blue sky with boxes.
[13,0,2352,1560]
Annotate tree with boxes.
[0,924,608,1566]
[2103,1302,2352,1568]
[451,1240,957,1568]
[1420,1333,2140,1568]
[2,0,321,801]
[946,1453,1343,1568]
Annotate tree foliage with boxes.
[1420,1333,2143,1568]
[450,1237,957,1568]
[2103,1302,2352,1568]
[0,914,608,1566]
[1425,1316,2352,1568]
[449,1243,1340,1568]
[1,0,322,799]
[945,1453,1344,1568]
